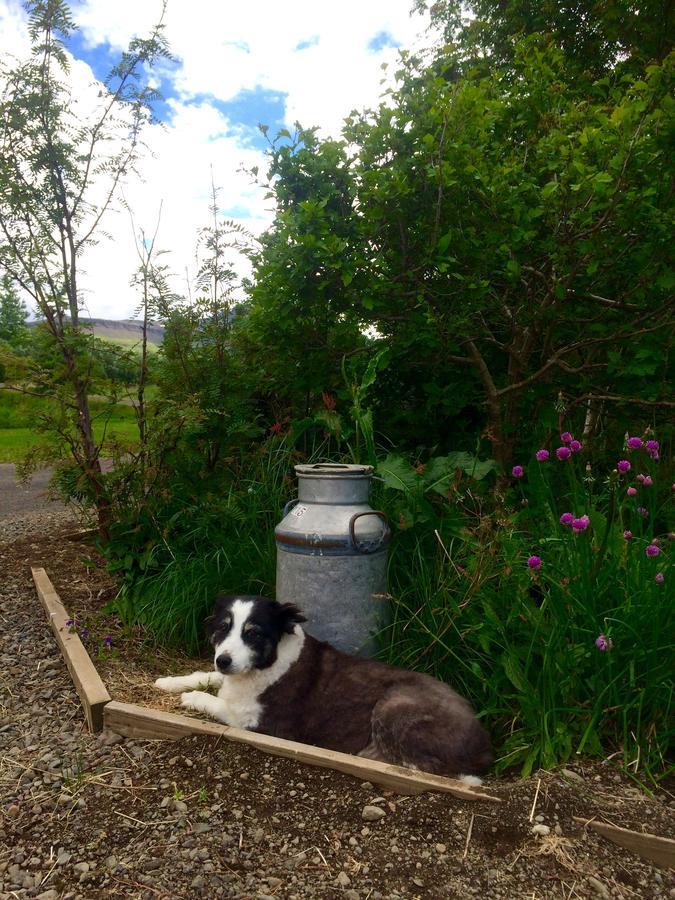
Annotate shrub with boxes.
[382,429,673,781]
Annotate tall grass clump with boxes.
[104,439,297,654]
[381,430,673,782]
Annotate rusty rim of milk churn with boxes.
[279,463,390,555]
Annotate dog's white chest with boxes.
[216,678,263,729]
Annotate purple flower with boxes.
[595,634,613,652]
[512,465,524,478]
[617,460,631,473]
[561,432,573,443]
[645,440,659,452]
[649,450,660,461]
[627,437,643,449]
[626,486,637,497]
[66,619,73,627]
[560,512,574,526]
[642,475,653,487]
[535,449,550,462]
[569,439,582,453]
[80,628,89,639]
[572,515,590,533]
[556,446,572,460]
[104,635,113,648]
[646,544,660,557]
[527,555,542,570]
[655,573,664,584]
[637,506,649,519]
[623,530,633,540]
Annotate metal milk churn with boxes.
[275,463,390,656]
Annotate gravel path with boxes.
[1,513,673,899]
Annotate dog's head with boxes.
[206,595,306,675]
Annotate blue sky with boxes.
[0,0,432,318]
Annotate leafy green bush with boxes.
[104,439,297,654]
[381,430,673,781]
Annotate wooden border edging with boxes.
[104,700,501,802]
[573,816,675,869]
[31,566,111,733]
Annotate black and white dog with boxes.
[155,594,492,781]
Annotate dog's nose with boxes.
[216,654,232,672]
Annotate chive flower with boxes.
[572,515,590,533]
[595,634,613,652]
[637,506,648,518]
[561,432,573,443]
[642,475,653,487]
[560,512,574,526]
[512,465,524,478]
[535,449,549,462]
[627,486,637,496]
[655,573,664,584]
[645,440,659,452]
[569,439,582,453]
[556,446,571,460]
[617,460,631,473]
[623,530,632,540]
[645,544,660,557]
[527,555,542,570]
[627,437,643,449]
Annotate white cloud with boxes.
[0,0,434,319]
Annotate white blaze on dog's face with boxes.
[208,595,307,675]
[212,598,255,674]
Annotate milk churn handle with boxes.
[349,511,390,554]
[283,499,298,516]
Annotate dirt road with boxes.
[0,464,64,520]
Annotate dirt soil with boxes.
[1,519,674,900]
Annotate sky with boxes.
[0,0,435,320]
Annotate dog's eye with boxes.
[243,623,262,636]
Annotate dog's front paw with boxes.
[180,691,203,711]
[155,676,183,693]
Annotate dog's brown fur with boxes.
[256,632,493,777]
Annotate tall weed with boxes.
[381,431,673,780]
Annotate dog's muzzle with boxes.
[215,654,232,673]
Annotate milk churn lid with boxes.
[294,463,373,478]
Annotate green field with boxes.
[0,390,140,463]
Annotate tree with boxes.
[0,272,29,349]
[246,43,674,468]
[344,44,674,466]
[243,127,367,422]
[417,0,674,77]
[0,0,169,537]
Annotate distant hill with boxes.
[30,317,165,347]
[82,318,165,346]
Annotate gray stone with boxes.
[362,805,386,821]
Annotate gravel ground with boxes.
[1,512,674,900]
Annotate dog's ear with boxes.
[276,602,307,634]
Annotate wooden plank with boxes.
[31,567,111,733]
[573,816,675,870]
[104,700,500,802]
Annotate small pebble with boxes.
[362,805,386,821]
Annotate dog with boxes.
[155,594,493,781]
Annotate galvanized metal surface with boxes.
[275,463,390,656]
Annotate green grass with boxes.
[0,389,140,463]
[0,427,43,462]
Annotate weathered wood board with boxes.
[104,699,501,802]
[573,816,675,870]
[31,566,111,732]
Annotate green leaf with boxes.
[377,453,420,493]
